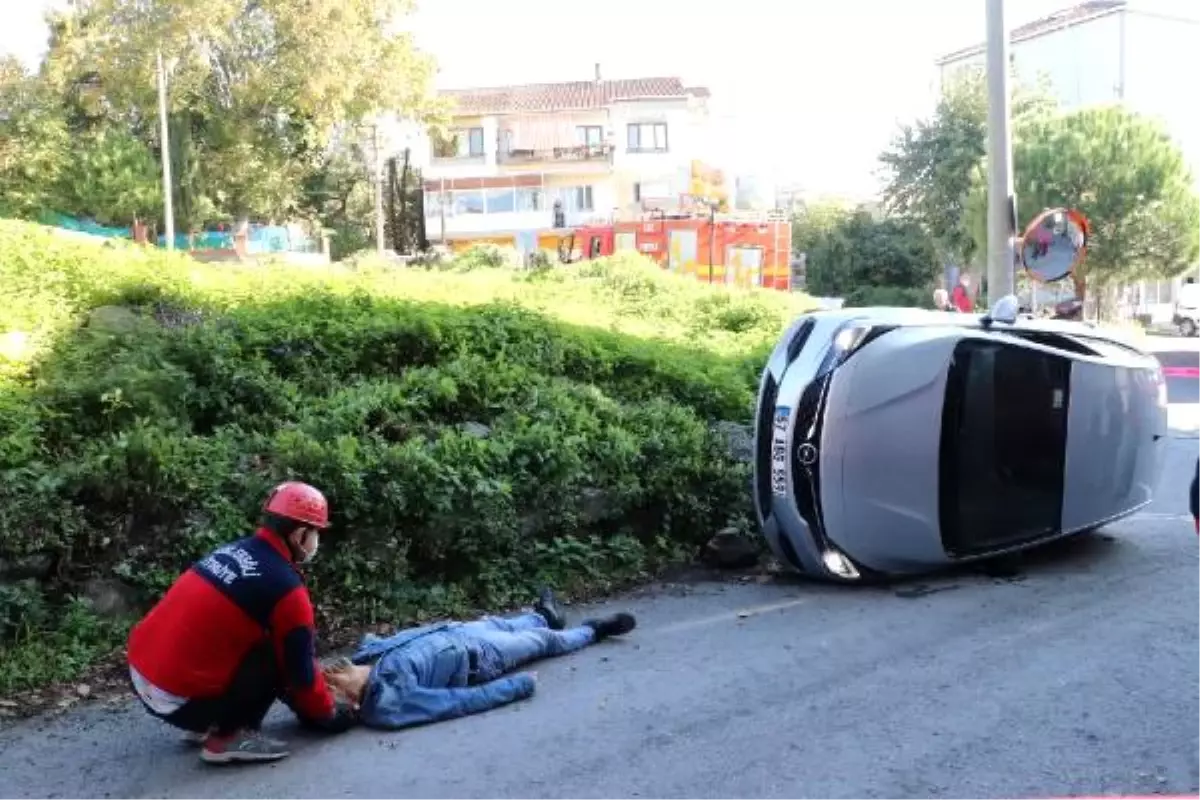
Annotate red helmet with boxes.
[263,482,330,529]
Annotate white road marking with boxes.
[653,597,811,635]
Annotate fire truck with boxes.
[539,208,794,291]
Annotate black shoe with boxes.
[583,612,636,640]
[534,587,567,631]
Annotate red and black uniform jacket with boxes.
[127,529,336,722]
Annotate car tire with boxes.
[1181,318,1198,338]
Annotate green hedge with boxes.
[0,221,817,691]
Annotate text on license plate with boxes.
[770,406,790,497]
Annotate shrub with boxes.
[0,219,819,692]
[843,284,934,309]
[452,243,523,271]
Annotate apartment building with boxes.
[936,0,1200,320]
[413,69,713,250]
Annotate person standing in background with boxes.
[951,273,974,313]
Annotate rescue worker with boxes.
[126,482,358,765]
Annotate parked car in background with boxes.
[1173,278,1199,337]
[753,298,1168,582]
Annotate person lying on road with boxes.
[126,482,358,766]
[321,589,636,729]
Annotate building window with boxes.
[500,129,514,154]
[452,190,485,215]
[571,185,594,212]
[627,122,668,153]
[550,186,595,213]
[485,188,515,214]
[516,187,543,212]
[434,126,485,158]
[424,191,443,218]
[463,127,485,157]
[633,182,641,203]
[576,125,603,146]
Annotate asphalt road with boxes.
[1,340,1197,800]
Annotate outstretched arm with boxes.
[270,586,344,726]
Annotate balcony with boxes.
[431,153,487,167]
[497,143,614,167]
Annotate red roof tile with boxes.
[936,0,1125,65]
[441,77,706,115]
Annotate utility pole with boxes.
[439,177,447,245]
[373,123,385,254]
[156,50,175,251]
[985,0,1016,304]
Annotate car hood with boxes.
[821,329,959,572]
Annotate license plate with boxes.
[770,406,791,497]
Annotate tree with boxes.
[300,128,377,259]
[1009,107,1199,305]
[878,68,1055,269]
[797,207,939,300]
[45,0,444,229]
[0,57,71,219]
[58,128,161,226]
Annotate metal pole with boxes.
[156,50,175,252]
[707,203,715,284]
[373,124,385,254]
[985,0,1016,304]
[439,177,447,245]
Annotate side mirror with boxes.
[983,294,1021,326]
[1019,207,1089,283]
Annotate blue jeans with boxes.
[459,612,595,682]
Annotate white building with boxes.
[935,0,1200,320]
[412,68,713,250]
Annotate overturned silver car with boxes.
[753,300,1168,582]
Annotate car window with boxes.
[939,339,1070,556]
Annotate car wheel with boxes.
[1181,318,1198,338]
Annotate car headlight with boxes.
[832,325,870,354]
[821,549,861,580]
[817,323,872,375]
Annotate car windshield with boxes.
[938,339,1071,556]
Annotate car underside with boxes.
[753,309,1168,583]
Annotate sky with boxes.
[0,0,1135,199]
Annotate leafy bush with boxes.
[843,284,934,309]
[795,209,939,298]
[452,243,523,271]
[0,219,819,691]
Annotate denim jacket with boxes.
[351,624,535,729]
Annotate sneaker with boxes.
[583,612,637,640]
[200,729,290,765]
[533,586,567,631]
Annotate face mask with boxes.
[295,531,319,565]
